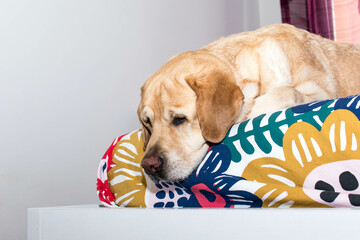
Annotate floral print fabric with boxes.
[97,95,360,208]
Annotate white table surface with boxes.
[28,204,360,240]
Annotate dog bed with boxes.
[97,94,360,208]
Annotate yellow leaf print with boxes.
[242,109,360,208]
[107,130,147,207]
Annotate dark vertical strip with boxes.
[280,0,308,29]
[307,0,318,34]
[280,0,291,24]
[280,0,334,40]
[321,0,334,40]
[315,0,334,40]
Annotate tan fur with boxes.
[186,69,244,143]
[138,24,360,182]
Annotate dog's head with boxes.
[138,50,244,182]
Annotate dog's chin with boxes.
[147,173,189,183]
[161,165,199,183]
[148,174,161,183]
[145,167,193,183]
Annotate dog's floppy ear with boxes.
[140,122,150,149]
[137,103,150,149]
[186,71,244,143]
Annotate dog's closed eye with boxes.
[172,116,187,126]
[144,117,152,128]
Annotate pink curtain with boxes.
[281,0,360,44]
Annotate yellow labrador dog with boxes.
[137,24,360,182]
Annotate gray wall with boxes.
[0,0,280,239]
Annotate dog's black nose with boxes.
[141,155,163,176]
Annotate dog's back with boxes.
[204,24,360,100]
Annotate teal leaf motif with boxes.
[222,100,335,163]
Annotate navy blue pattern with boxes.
[334,94,360,120]
[291,99,333,113]
[178,144,262,208]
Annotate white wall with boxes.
[0,0,280,239]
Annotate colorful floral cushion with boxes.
[97,94,360,208]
